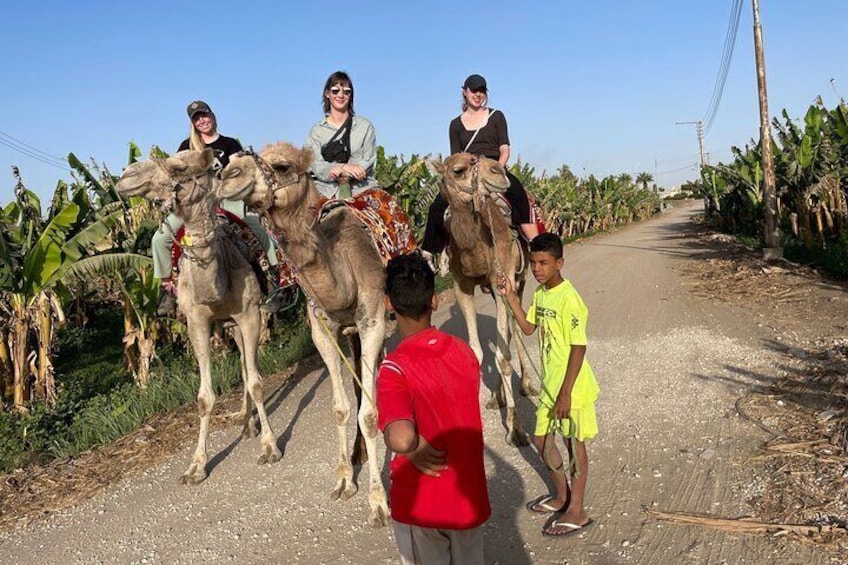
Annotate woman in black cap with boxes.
[152,100,279,316]
[421,74,539,268]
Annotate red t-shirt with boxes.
[377,327,491,530]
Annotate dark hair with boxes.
[385,253,435,318]
[322,70,355,115]
[529,233,563,259]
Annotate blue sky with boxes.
[1,1,846,205]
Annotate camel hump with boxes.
[317,188,418,265]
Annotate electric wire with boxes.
[0,130,66,164]
[0,137,70,171]
[702,0,743,136]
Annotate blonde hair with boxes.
[188,112,217,151]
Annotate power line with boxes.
[656,163,699,176]
[0,130,66,164]
[702,0,743,136]
[0,137,70,171]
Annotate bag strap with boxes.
[327,114,353,145]
[463,109,497,153]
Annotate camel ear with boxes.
[300,146,314,172]
[198,148,216,171]
[424,156,444,178]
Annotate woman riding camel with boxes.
[421,74,540,267]
[306,71,379,199]
[153,100,279,316]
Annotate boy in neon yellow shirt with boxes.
[498,233,599,537]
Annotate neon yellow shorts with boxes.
[534,403,598,441]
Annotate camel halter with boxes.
[237,148,301,197]
[154,158,219,267]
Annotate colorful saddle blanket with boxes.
[491,191,548,239]
[171,209,283,295]
[272,188,417,290]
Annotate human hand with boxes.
[343,164,366,180]
[329,165,344,180]
[496,272,513,296]
[407,436,447,477]
[553,393,571,420]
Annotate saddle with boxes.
[313,188,418,265]
[170,209,286,295]
[444,192,547,242]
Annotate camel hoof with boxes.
[180,464,207,485]
[242,420,259,439]
[257,446,282,465]
[331,478,358,501]
[368,505,390,528]
[506,429,530,447]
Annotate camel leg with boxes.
[233,309,281,465]
[494,286,529,447]
[181,318,215,485]
[454,278,485,362]
[228,327,258,439]
[357,314,389,528]
[348,334,367,467]
[309,309,357,501]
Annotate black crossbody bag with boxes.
[321,115,353,163]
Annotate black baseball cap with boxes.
[186,100,212,119]
[462,74,487,91]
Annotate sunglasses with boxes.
[329,87,352,96]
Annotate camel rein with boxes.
[154,160,218,267]
[481,172,574,476]
[296,273,377,410]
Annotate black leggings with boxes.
[421,171,531,253]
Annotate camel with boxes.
[434,153,537,446]
[116,149,281,485]
[218,143,390,527]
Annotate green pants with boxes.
[152,199,278,279]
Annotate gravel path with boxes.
[0,203,829,564]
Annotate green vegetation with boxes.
[693,99,848,276]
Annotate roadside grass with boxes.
[0,308,315,474]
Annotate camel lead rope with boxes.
[483,171,571,476]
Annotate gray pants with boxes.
[152,199,278,279]
[392,520,484,565]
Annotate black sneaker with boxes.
[156,291,177,317]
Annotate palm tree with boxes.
[636,172,654,192]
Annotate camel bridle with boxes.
[154,158,219,266]
[236,148,301,200]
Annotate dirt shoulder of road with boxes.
[678,217,848,552]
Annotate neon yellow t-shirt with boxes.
[527,279,600,410]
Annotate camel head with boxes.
[116,149,217,205]
[436,153,510,207]
[220,143,313,213]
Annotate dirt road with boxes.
[0,203,833,564]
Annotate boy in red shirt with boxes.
[377,253,491,564]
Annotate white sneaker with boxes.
[420,250,438,273]
[437,252,450,277]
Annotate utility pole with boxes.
[675,120,706,168]
[752,0,782,259]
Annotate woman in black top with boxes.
[421,74,539,259]
[153,100,279,316]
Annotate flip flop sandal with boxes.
[526,495,565,514]
[542,517,595,537]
